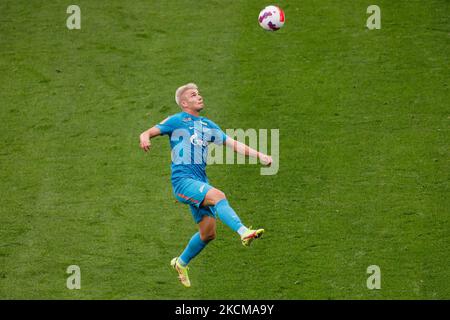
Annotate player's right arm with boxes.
[139,115,177,152]
[139,126,161,152]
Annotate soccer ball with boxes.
[258,5,285,31]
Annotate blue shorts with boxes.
[172,177,216,224]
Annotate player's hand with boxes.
[140,134,151,152]
[258,153,272,166]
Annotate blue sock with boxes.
[215,199,244,233]
[178,232,207,266]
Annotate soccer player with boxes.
[139,83,272,287]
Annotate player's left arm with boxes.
[225,137,272,166]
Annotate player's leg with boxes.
[202,188,265,246]
[171,205,216,287]
[202,188,245,233]
[178,215,215,267]
[201,188,226,206]
[198,215,216,242]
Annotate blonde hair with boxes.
[175,83,198,107]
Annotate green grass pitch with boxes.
[0,0,448,299]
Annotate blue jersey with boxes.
[156,111,227,182]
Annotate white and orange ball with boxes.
[258,5,285,31]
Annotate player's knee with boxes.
[212,189,226,202]
[201,230,216,242]
[204,188,226,206]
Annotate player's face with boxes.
[182,89,204,112]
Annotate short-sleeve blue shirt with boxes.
[156,111,227,182]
